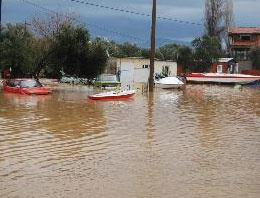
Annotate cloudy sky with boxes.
[2,0,260,46]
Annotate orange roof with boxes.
[229,27,260,34]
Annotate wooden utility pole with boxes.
[149,0,156,92]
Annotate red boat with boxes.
[88,90,136,100]
[3,79,52,95]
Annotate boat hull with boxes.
[186,73,260,84]
[155,77,184,89]
[155,83,183,89]
[88,90,136,100]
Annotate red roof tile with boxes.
[229,27,260,34]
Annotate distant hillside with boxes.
[136,37,192,48]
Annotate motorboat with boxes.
[155,77,184,89]
[88,90,136,100]
[186,73,260,84]
[3,79,52,95]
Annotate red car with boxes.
[3,79,52,95]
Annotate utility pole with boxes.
[149,0,156,92]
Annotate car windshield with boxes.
[99,75,117,81]
[20,80,42,88]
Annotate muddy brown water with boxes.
[0,84,260,198]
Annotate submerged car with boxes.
[60,75,81,84]
[94,74,120,88]
[3,79,51,95]
[60,75,89,85]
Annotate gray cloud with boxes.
[2,0,260,45]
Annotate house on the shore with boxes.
[116,57,177,89]
[228,27,260,72]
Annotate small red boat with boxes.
[88,90,136,100]
[3,79,51,95]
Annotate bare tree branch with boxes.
[31,12,78,38]
[204,0,234,49]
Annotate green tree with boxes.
[249,47,260,70]
[85,39,108,77]
[192,36,222,72]
[159,43,180,61]
[30,37,53,78]
[117,42,142,57]
[92,37,121,58]
[50,24,90,78]
[0,23,35,77]
[140,48,164,60]
[177,46,193,73]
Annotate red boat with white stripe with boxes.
[88,90,136,100]
[186,73,260,84]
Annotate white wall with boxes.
[117,58,177,84]
[134,68,150,83]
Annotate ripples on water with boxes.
[0,84,260,198]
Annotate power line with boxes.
[69,0,202,26]
[20,0,148,42]
[87,23,148,42]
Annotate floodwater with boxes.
[0,84,260,198]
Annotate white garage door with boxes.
[120,62,134,90]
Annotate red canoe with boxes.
[88,90,136,100]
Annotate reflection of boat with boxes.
[3,92,50,107]
[88,90,136,100]
[155,77,184,89]
[186,73,260,84]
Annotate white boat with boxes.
[186,73,260,84]
[155,77,184,89]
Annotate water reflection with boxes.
[146,92,155,141]
[1,85,260,198]
[182,85,220,148]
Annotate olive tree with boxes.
[192,36,223,72]
[0,23,35,77]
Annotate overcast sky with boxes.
[2,0,260,46]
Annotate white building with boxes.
[117,57,177,90]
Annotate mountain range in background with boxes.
[139,37,192,48]
[96,36,192,48]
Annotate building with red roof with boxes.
[228,27,260,61]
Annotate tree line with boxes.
[0,13,108,79]
[0,17,224,78]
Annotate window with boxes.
[142,65,149,68]
[162,66,170,76]
[240,35,251,41]
[6,80,19,87]
[235,49,250,61]
[20,80,42,88]
[217,65,223,73]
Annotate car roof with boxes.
[7,78,36,81]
